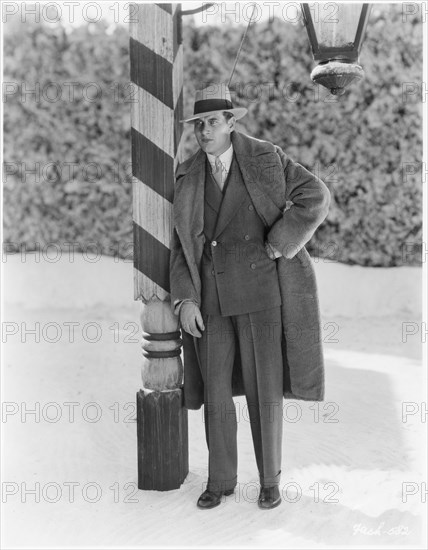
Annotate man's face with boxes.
[193,112,235,156]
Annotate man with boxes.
[170,84,330,510]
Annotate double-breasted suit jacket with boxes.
[201,152,283,316]
[170,130,331,409]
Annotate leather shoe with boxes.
[197,488,234,509]
[258,485,281,509]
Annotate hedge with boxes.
[3,4,423,266]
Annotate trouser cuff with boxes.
[206,476,237,493]
[260,469,281,488]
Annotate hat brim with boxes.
[181,107,248,123]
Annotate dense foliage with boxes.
[3,4,423,265]
[3,19,133,259]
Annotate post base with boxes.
[137,388,189,490]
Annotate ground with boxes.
[1,254,425,548]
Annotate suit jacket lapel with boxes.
[213,156,247,238]
[205,159,223,214]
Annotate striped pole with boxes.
[130,3,188,491]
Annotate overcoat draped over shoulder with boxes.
[169,131,331,409]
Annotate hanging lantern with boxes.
[301,3,371,95]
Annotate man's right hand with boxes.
[179,302,205,338]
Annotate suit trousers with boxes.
[196,307,283,492]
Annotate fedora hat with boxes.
[182,83,248,123]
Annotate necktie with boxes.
[212,156,224,191]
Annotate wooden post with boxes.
[130,3,188,491]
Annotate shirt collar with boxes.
[206,143,234,172]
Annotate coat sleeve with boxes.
[169,227,200,311]
[267,145,331,259]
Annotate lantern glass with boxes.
[314,4,362,49]
[302,3,371,63]
[301,3,371,94]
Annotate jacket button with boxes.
[244,234,250,240]
[248,205,254,211]
[211,270,215,275]
[250,263,256,270]
[211,240,217,247]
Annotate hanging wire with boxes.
[180,3,215,16]
[228,3,257,87]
